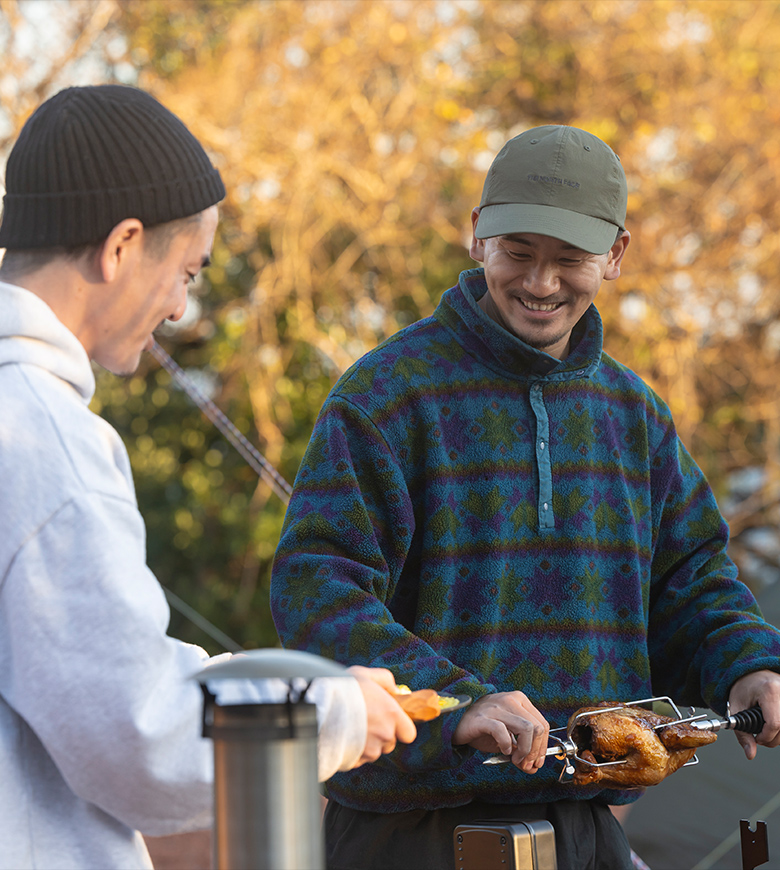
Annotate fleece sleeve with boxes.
[271,395,489,772]
[646,429,780,712]
[0,494,214,837]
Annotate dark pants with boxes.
[324,799,633,870]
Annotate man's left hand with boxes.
[728,669,780,759]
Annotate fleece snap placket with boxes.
[529,380,554,531]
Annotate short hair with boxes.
[0,212,204,282]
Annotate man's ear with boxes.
[98,218,144,283]
[603,230,630,281]
[469,207,485,262]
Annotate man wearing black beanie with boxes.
[0,85,415,870]
[0,83,227,373]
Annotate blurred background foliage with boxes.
[2,0,780,652]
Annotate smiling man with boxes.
[474,230,627,359]
[270,125,780,869]
[0,85,416,870]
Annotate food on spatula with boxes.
[568,702,717,787]
[394,685,462,721]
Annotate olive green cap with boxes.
[475,125,627,255]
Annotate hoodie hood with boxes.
[0,280,94,402]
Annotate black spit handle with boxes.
[730,706,765,734]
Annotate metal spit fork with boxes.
[483,696,765,780]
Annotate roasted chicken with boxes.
[568,702,717,787]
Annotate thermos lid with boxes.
[195,648,348,682]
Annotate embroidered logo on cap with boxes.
[526,174,580,189]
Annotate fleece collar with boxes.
[434,268,603,382]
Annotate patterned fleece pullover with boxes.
[270,268,780,812]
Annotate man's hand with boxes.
[452,691,549,774]
[347,665,417,766]
[728,669,780,760]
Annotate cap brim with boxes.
[475,203,620,255]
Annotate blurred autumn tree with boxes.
[0,0,119,147]
[2,0,779,651]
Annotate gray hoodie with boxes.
[0,280,365,869]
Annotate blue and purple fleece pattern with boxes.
[270,268,780,812]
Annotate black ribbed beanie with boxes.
[0,84,226,249]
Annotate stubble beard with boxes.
[479,289,569,353]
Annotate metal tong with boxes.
[483,696,764,782]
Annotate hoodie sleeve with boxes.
[0,482,371,838]
[209,675,367,781]
[308,676,367,780]
[0,493,214,837]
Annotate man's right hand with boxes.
[347,665,417,766]
[452,691,549,774]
